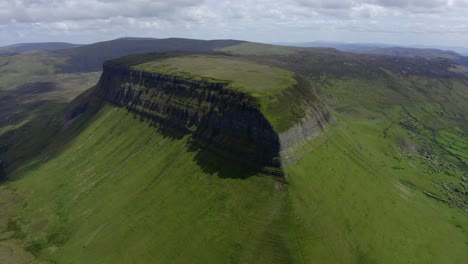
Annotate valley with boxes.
[0,39,466,263]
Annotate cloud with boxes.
[0,0,468,46]
[0,0,210,23]
[221,0,468,19]
[2,0,467,23]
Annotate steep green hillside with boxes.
[4,101,292,263]
[286,114,468,263]
[0,38,245,176]
[219,42,468,261]
[0,54,101,176]
[2,99,466,263]
[224,41,468,208]
[0,43,80,55]
[0,42,467,263]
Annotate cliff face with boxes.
[279,108,333,160]
[94,63,333,170]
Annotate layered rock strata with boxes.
[95,63,333,170]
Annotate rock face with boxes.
[95,63,333,170]
[0,160,6,182]
[279,108,333,160]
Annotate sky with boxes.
[1,0,468,47]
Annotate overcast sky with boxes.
[1,0,468,47]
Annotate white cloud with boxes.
[1,0,468,46]
[0,0,211,23]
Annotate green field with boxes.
[2,103,292,263]
[133,55,296,96]
[286,114,468,263]
[0,40,467,263]
[1,102,466,263]
[219,42,302,56]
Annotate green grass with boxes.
[0,53,101,175]
[0,186,39,264]
[312,72,467,205]
[286,116,468,263]
[436,127,468,164]
[219,42,302,56]
[5,103,292,263]
[0,51,70,91]
[0,41,467,263]
[133,55,296,97]
[2,79,467,263]
[0,120,29,137]
[3,101,467,263]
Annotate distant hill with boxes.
[413,45,468,56]
[280,41,468,66]
[0,42,81,55]
[340,46,459,60]
[55,37,246,72]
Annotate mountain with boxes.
[0,42,81,55]
[412,45,468,56]
[280,41,468,66]
[55,37,245,72]
[0,38,246,176]
[0,40,467,263]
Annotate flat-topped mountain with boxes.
[0,39,467,263]
[93,53,332,171]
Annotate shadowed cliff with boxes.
[88,54,333,178]
[94,64,282,178]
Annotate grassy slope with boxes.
[0,42,466,263]
[286,116,468,263]
[315,75,467,202]
[0,52,101,175]
[5,103,292,263]
[0,43,80,55]
[5,100,467,263]
[222,42,468,262]
[220,42,302,56]
[0,52,100,92]
[282,65,468,262]
[0,186,40,264]
[0,38,243,176]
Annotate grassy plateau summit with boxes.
[0,39,466,263]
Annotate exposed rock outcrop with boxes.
[95,62,333,171]
[279,108,333,158]
[0,160,6,182]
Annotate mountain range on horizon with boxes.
[3,37,468,57]
[276,41,468,56]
